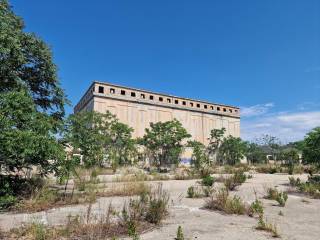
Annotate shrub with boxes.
[202,186,213,197]
[276,192,288,207]
[98,182,151,198]
[224,170,247,191]
[224,196,246,215]
[0,195,17,210]
[308,175,320,184]
[9,222,49,240]
[266,187,278,200]
[256,165,279,174]
[288,164,294,175]
[288,177,301,186]
[265,188,288,206]
[187,186,196,198]
[201,175,215,187]
[248,198,264,217]
[297,182,320,199]
[6,184,169,240]
[145,184,169,224]
[205,187,246,215]
[174,168,200,180]
[0,176,46,210]
[205,187,229,211]
[256,214,280,238]
[175,226,184,240]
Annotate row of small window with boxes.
[97,86,238,114]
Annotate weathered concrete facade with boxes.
[74,81,240,145]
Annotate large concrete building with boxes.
[74,81,240,145]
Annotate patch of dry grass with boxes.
[10,184,97,213]
[4,184,169,240]
[204,187,247,215]
[97,182,151,197]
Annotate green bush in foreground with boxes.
[256,214,280,238]
[289,176,320,199]
[175,226,184,240]
[0,195,17,210]
[248,198,264,217]
[205,188,246,215]
[224,170,247,191]
[265,188,288,207]
[201,175,215,187]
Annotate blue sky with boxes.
[11,0,320,142]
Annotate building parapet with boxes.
[74,81,240,118]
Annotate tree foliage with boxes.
[187,140,209,172]
[207,128,226,158]
[0,0,67,121]
[63,110,137,170]
[108,121,137,170]
[218,136,247,165]
[258,135,281,161]
[302,127,320,165]
[0,90,64,175]
[246,142,266,164]
[63,111,115,168]
[139,119,191,168]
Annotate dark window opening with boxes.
[223,108,227,112]
[98,86,104,93]
[159,97,163,102]
[110,88,115,94]
[131,92,136,97]
[121,90,126,95]
[204,105,208,109]
[210,106,214,110]
[217,107,221,111]
[150,95,154,100]
[167,98,171,103]
[197,103,200,108]
[190,102,194,107]
[182,101,186,105]
[141,93,145,99]
[175,100,179,104]
[229,109,232,113]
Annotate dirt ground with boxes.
[1,173,319,240]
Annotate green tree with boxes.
[246,142,266,164]
[207,128,226,162]
[258,135,281,162]
[280,148,300,175]
[55,155,80,197]
[280,148,300,164]
[64,110,137,171]
[302,127,320,165]
[139,119,191,168]
[0,0,67,121]
[107,122,137,171]
[218,136,247,165]
[63,111,116,168]
[0,90,64,176]
[187,140,210,174]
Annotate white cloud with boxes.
[241,102,274,118]
[297,102,320,110]
[241,111,320,143]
